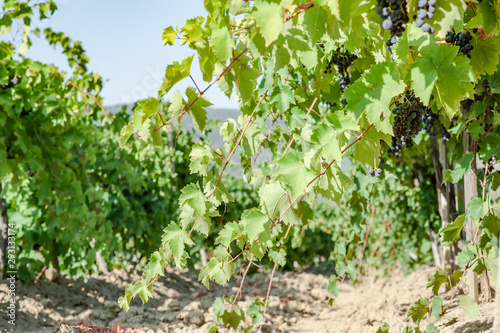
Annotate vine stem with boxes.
[259,263,277,331]
[283,97,318,155]
[137,48,249,139]
[235,123,375,259]
[224,254,254,328]
[207,92,268,199]
[55,73,110,118]
[307,123,374,188]
[358,206,376,273]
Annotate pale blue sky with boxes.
[24,1,238,109]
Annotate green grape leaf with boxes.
[210,26,235,61]
[426,323,439,333]
[303,6,327,43]
[327,275,339,297]
[311,123,342,161]
[180,16,205,46]
[252,0,283,46]
[467,197,487,222]
[162,26,176,46]
[443,153,474,183]
[241,209,269,243]
[479,0,500,35]
[275,153,314,197]
[407,297,429,324]
[482,202,500,234]
[118,296,130,312]
[344,62,405,134]
[199,257,231,288]
[269,247,286,266]
[247,297,265,325]
[162,222,194,268]
[314,164,349,204]
[217,222,241,249]
[259,181,286,219]
[220,118,239,152]
[459,295,479,319]
[426,269,449,295]
[189,143,212,176]
[408,44,474,118]
[439,214,465,244]
[470,35,500,78]
[179,183,207,217]
[241,119,266,157]
[168,90,186,118]
[335,260,358,281]
[271,84,295,113]
[376,322,390,333]
[450,270,463,287]
[457,244,475,266]
[158,55,194,98]
[430,0,466,39]
[484,247,498,284]
[119,123,133,147]
[185,86,211,132]
[326,112,360,134]
[478,134,500,161]
[431,297,443,320]
[222,304,245,330]
[144,251,165,280]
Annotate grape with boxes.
[325,48,358,95]
[376,0,410,56]
[368,167,374,175]
[418,9,428,19]
[429,26,435,34]
[428,0,436,5]
[382,18,393,30]
[428,5,435,13]
[418,0,427,8]
[390,90,427,155]
[427,12,433,19]
[445,29,473,57]
[421,23,430,32]
[415,18,424,27]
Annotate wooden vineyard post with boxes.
[494,250,500,332]
[463,130,479,302]
[429,136,457,272]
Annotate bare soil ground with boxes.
[1,265,496,333]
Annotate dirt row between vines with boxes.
[1,265,496,333]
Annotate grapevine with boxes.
[1,1,500,333]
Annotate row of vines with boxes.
[1,0,500,333]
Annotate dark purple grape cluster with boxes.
[325,49,357,93]
[445,29,473,57]
[422,108,451,142]
[377,0,409,37]
[415,0,436,34]
[390,90,426,155]
[423,108,438,135]
[368,167,383,177]
[377,0,409,58]
[440,124,451,142]
[461,92,485,112]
